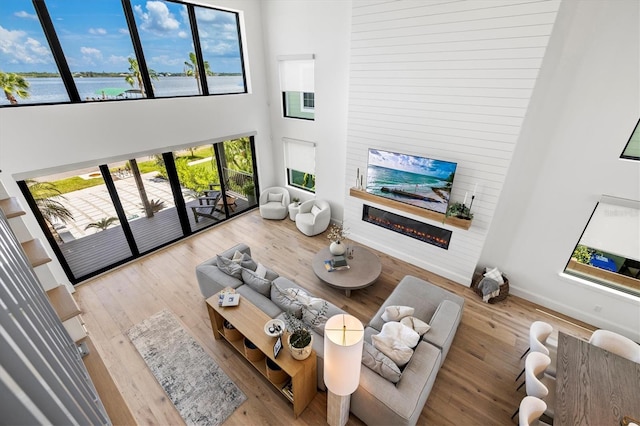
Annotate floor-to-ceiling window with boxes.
[18,136,259,284]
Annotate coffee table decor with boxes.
[312,246,382,296]
[327,223,348,255]
[127,309,246,426]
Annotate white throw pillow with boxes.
[371,334,414,368]
[371,321,420,367]
[483,267,504,284]
[381,305,415,322]
[255,263,267,279]
[267,192,283,203]
[311,205,321,216]
[400,316,431,336]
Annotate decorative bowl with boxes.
[264,319,285,337]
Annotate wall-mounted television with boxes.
[366,149,457,215]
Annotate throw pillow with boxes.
[483,267,504,284]
[362,341,402,383]
[271,282,303,319]
[241,268,271,297]
[231,250,258,271]
[216,255,243,278]
[371,333,414,368]
[255,263,268,279]
[311,205,321,216]
[400,316,431,336]
[381,305,415,322]
[371,321,420,367]
[267,192,283,203]
[301,297,329,334]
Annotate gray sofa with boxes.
[196,244,464,426]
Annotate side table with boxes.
[288,203,301,221]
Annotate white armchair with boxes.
[259,187,290,220]
[295,199,331,236]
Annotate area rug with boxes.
[127,309,246,425]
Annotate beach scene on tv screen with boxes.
[366,149,457,214]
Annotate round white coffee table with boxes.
[312,246,382,296]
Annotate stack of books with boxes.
[324,255,350,272]
[218,287,240,307]
[281,381,294,401]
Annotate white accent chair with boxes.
[258,187,290,220]
[589,329,640,362]
[295,199,331,236]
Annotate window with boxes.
[621,118,639,160]
[47,0,142,102]
[1,0,247,107]
[284,138,315,193]
[279,55,314,120]
[565,196,640,296]
[18,136,259,284]
[0,0,69,105]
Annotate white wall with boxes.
[261,0,352,215]
[343,0,560,284]
[480,0,640,341]
[0,0,272,286]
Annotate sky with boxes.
[368,149,458,179]
[0,0,242,74]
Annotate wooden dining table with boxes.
[555,331,640,426]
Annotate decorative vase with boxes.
[329,241,346,256]
[288,333,313,360]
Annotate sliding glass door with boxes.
[19,136,259,284]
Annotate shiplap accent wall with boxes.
[344,0,561,284]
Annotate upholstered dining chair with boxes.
[516,321,558,385]
[512,352,555,422]
[518,396,551,426]
[295,199,331,236]
[258,187,290,220]
[589,329,640,363]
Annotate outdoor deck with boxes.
[59,198,251,280]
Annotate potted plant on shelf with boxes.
[327,223,348,255]
[283,301,328,360]
[445,202,473,221]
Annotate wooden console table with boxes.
[206,294,317,417]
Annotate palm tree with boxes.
[1,71,30,104]
[184,52,214,95]
[84,217,118,232]
[124,57,158,97]
[26,180,74,242]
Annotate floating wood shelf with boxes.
[349,187,472,230]
[21,239,52,267]
[0,197,26,219]
[46,285,81,322]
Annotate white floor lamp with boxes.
[324,314,364,426]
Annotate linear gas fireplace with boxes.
[362,205,452,249]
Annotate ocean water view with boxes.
[0,76,245,106]
[366,165,451,214]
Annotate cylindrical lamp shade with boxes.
[324,314,364,396]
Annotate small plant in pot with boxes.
[282,302,328,360]
[292,197,300,206]
[445,202,473,220]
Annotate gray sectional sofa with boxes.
[196,243,464,426]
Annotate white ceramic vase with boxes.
[329,241,346,256]
[288,333,313,360]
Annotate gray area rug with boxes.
[127,309,246,425]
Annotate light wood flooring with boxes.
[74,210,596,425]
